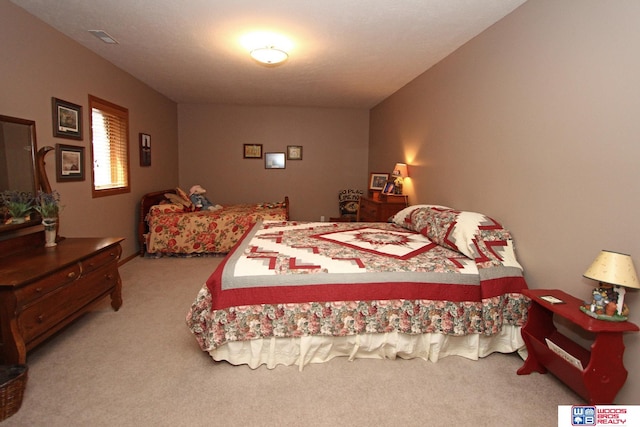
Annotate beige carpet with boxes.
[4,256,580,426]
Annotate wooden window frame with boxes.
[89,95,131,198]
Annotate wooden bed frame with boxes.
[137,189,290,256]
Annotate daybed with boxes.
[186,204,530,369]
[138,189,289,256]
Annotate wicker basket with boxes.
[0,365,28,421]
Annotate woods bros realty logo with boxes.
[559,405,639,426]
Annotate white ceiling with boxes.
[11,0,526,109]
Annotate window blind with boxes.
[89,96,130,196]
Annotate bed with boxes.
[138,189,289,256]
[186,204,530,369]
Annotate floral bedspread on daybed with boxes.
[145,202,288,255]
[186,205,530,352]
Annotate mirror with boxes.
[0,114,42,233]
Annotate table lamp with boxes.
[391,163,408,194]
[582,250,640,320]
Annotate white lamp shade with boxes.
[583,250,640,289]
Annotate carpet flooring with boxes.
[3,256,580,426]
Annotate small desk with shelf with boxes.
[517,289,638,404]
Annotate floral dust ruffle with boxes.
[186,285,529,353]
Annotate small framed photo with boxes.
[139,133,151,167]
[243,144,263,159]
[369,173,390,191]
[56,143,85,182]
[52,97,82,140]
[382,181,395,195]
[265,152,286,169]
[287,145,303,160]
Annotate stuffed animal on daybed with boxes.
[189,185,222,211]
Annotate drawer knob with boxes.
[37,315,44,323]
[35,287,43,293]
[68,271,76,279]
[106,273,113,281]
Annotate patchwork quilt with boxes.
[187,206,529,353]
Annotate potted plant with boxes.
[0,190,33,224]
[34,190,62,247]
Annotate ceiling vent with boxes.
[89,30,118,44]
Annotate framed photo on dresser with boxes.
[382,181,395,195]
[369,173,389,191]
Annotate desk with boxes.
[517,289,638,404]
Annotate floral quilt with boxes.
[145,202,288,255]
[187,215,529,353]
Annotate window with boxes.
[89,95,130,197]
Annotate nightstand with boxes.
[517,289,639,404]
[357,195,408,222]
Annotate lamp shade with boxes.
[583,250,640,289]
[392,163,408,178]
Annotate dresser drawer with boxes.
[358,199,379,221]
[81,245,122,275]
[0,237,124,365]
[17,263,118,345]
[14,263,81,306]
[357,196,408,222]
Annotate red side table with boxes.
[517,289,639,404]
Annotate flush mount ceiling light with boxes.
[241,32,292,66]
[250,46,289,65]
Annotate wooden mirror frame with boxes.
[0,115,53,235]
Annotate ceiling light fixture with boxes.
[250,46,289,65]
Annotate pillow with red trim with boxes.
[428,208,521,269]
[391,205,451,232]
[393,205,520,267]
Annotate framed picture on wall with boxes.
[243,144,263,159]
[52,97,83,140]
[265,152,286,169]
[56,143,85,182]
[287,145,303,160]
[369,173,389,191]
[139,133,151,166]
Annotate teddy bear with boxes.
[189,185,222,211]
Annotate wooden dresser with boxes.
[357,195,409,222]
[0,232,124,364]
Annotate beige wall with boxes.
[370,0,640,403]
[178,104,369,221]
[0,1,179,258]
